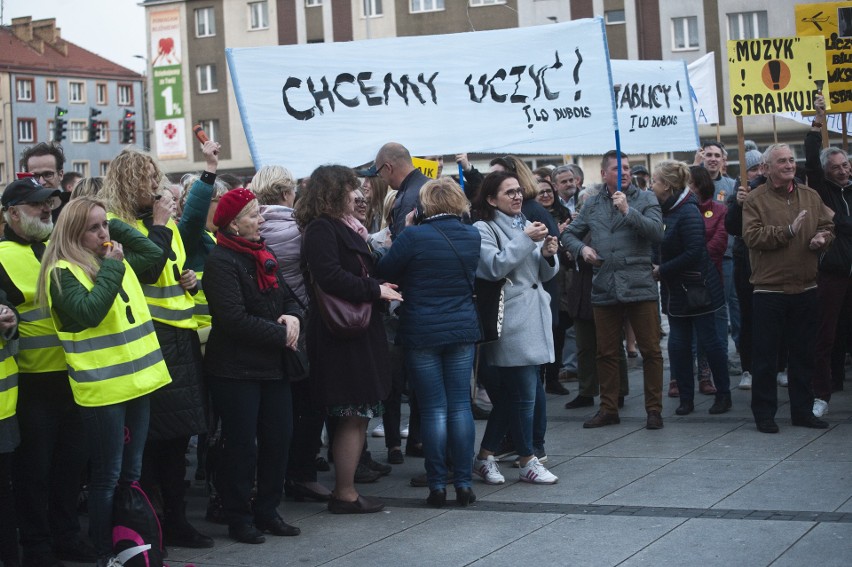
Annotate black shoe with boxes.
[255,514,300,537]
[354,462,381,483]
[405,443,424,458]
[675,400,694,416]
[564,395,594,409]
[455,487,476,507]
[53,539,96,562]
[545,381,570,395]
[22,549,64,567]
[366,456,392,476]
[618,396,625,409]
[791,414,829,429]
[388,449,404,464]
[163,512,215,549]
[426,488,446,508]
[284,480,331,502]
[708,394,732,415]
[228,523,265,544]
[471,404,491,420]
[315,456,331,472]
[756,419,780,433]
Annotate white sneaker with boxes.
[371,421,385,437]
[738,371,752,390]
[518,456,558,484]
[813,398,829,418]
[400,423,409,439]
[777,372,788,387]
[473,455,505,485]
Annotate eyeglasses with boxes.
[538,189,554,196]
[32,171,56,182]
[376,163,389,176]
[354,198,367,205]
[502,188,524,200]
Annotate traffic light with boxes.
[53,107,68,142]
[88,107,102,142]
[120,110,136,144]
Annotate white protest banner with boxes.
[611,60,699,154]
[775,109,852,133]
[687,52,720,125]
[226,19,617,177]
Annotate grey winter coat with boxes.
[475,211,559,367]
[560,184,663,306]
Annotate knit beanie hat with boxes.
[213,188,256,228]
[745,150,763,171]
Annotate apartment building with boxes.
[0,17,144,184]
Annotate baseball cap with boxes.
[355,164,379,177]
[630,165,649,176]
[1,178,62,209]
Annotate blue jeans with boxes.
[480,364,539,459]
[79,395,150,557]
[723,256,741,346]
[669,310,730,402]
[405,344,475,490]
[694,306,729,374]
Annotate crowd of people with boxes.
[0,91,849,567]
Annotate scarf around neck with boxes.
[217,230,279,291]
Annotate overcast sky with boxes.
[1,0,147,74]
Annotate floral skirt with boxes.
[327,401,384,419]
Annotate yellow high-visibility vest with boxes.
[48,260,171,407]
[0,337,18,420]
[192,230,216,329]
[0,241,65,373]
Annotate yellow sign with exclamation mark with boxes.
[727,36,828,116]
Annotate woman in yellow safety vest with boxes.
[0,290,19,567]
[35,197,171,567]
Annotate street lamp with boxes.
[133,54,151,150]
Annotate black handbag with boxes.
[680,271,713,314]
[281,279,309,382]
[432,222,506,344]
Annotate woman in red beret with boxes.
[202,189,304,543]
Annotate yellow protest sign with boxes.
[796,2,852,112]
[727,36,828,116]
[411,157,440,179]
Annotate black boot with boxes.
[708,392,732,415]
[163,502,214,548]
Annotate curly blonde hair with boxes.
[101,148,164,223]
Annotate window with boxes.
[118,84,134,106]
[47,119,55,142]
[97,120,109,143]
[16,79,34,102]
[96,83,108,105]
[728,11,768,40]
[69,81,85,103]
[197,64,218,93]
[248,1,269,30]
[363,0,382,17]
[46,80,58,103]
[17,119,35,142]
[306,0,322,6]
[70,120,88,143]
[469,0,504,5]
[605,10,625,24]
[411,0,443,12]
[99,161,111,176]
[672,16,699,50]
[72,161,89,176]
[197,119,219,142]
[195,7,216,37]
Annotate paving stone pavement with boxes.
[68,345,852,567]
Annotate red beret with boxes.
[213,188,255,228]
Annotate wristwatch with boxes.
[812,120,824,128]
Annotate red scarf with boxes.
[217,231,279,291]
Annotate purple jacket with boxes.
[259,205,307,305]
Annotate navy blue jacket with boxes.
[658,192,725,317]
[377,215,481,348]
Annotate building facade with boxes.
[0,17,144,184]
[141,0,824,181]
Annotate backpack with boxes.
[112,481,164,567]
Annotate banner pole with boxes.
[736,116,746,187]
[772,115,778,144]
[716,123,721,143]
[615,128,623,192]
[843,114,848,153]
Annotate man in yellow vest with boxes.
[0,289,20,567]
[0,176,96,567]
